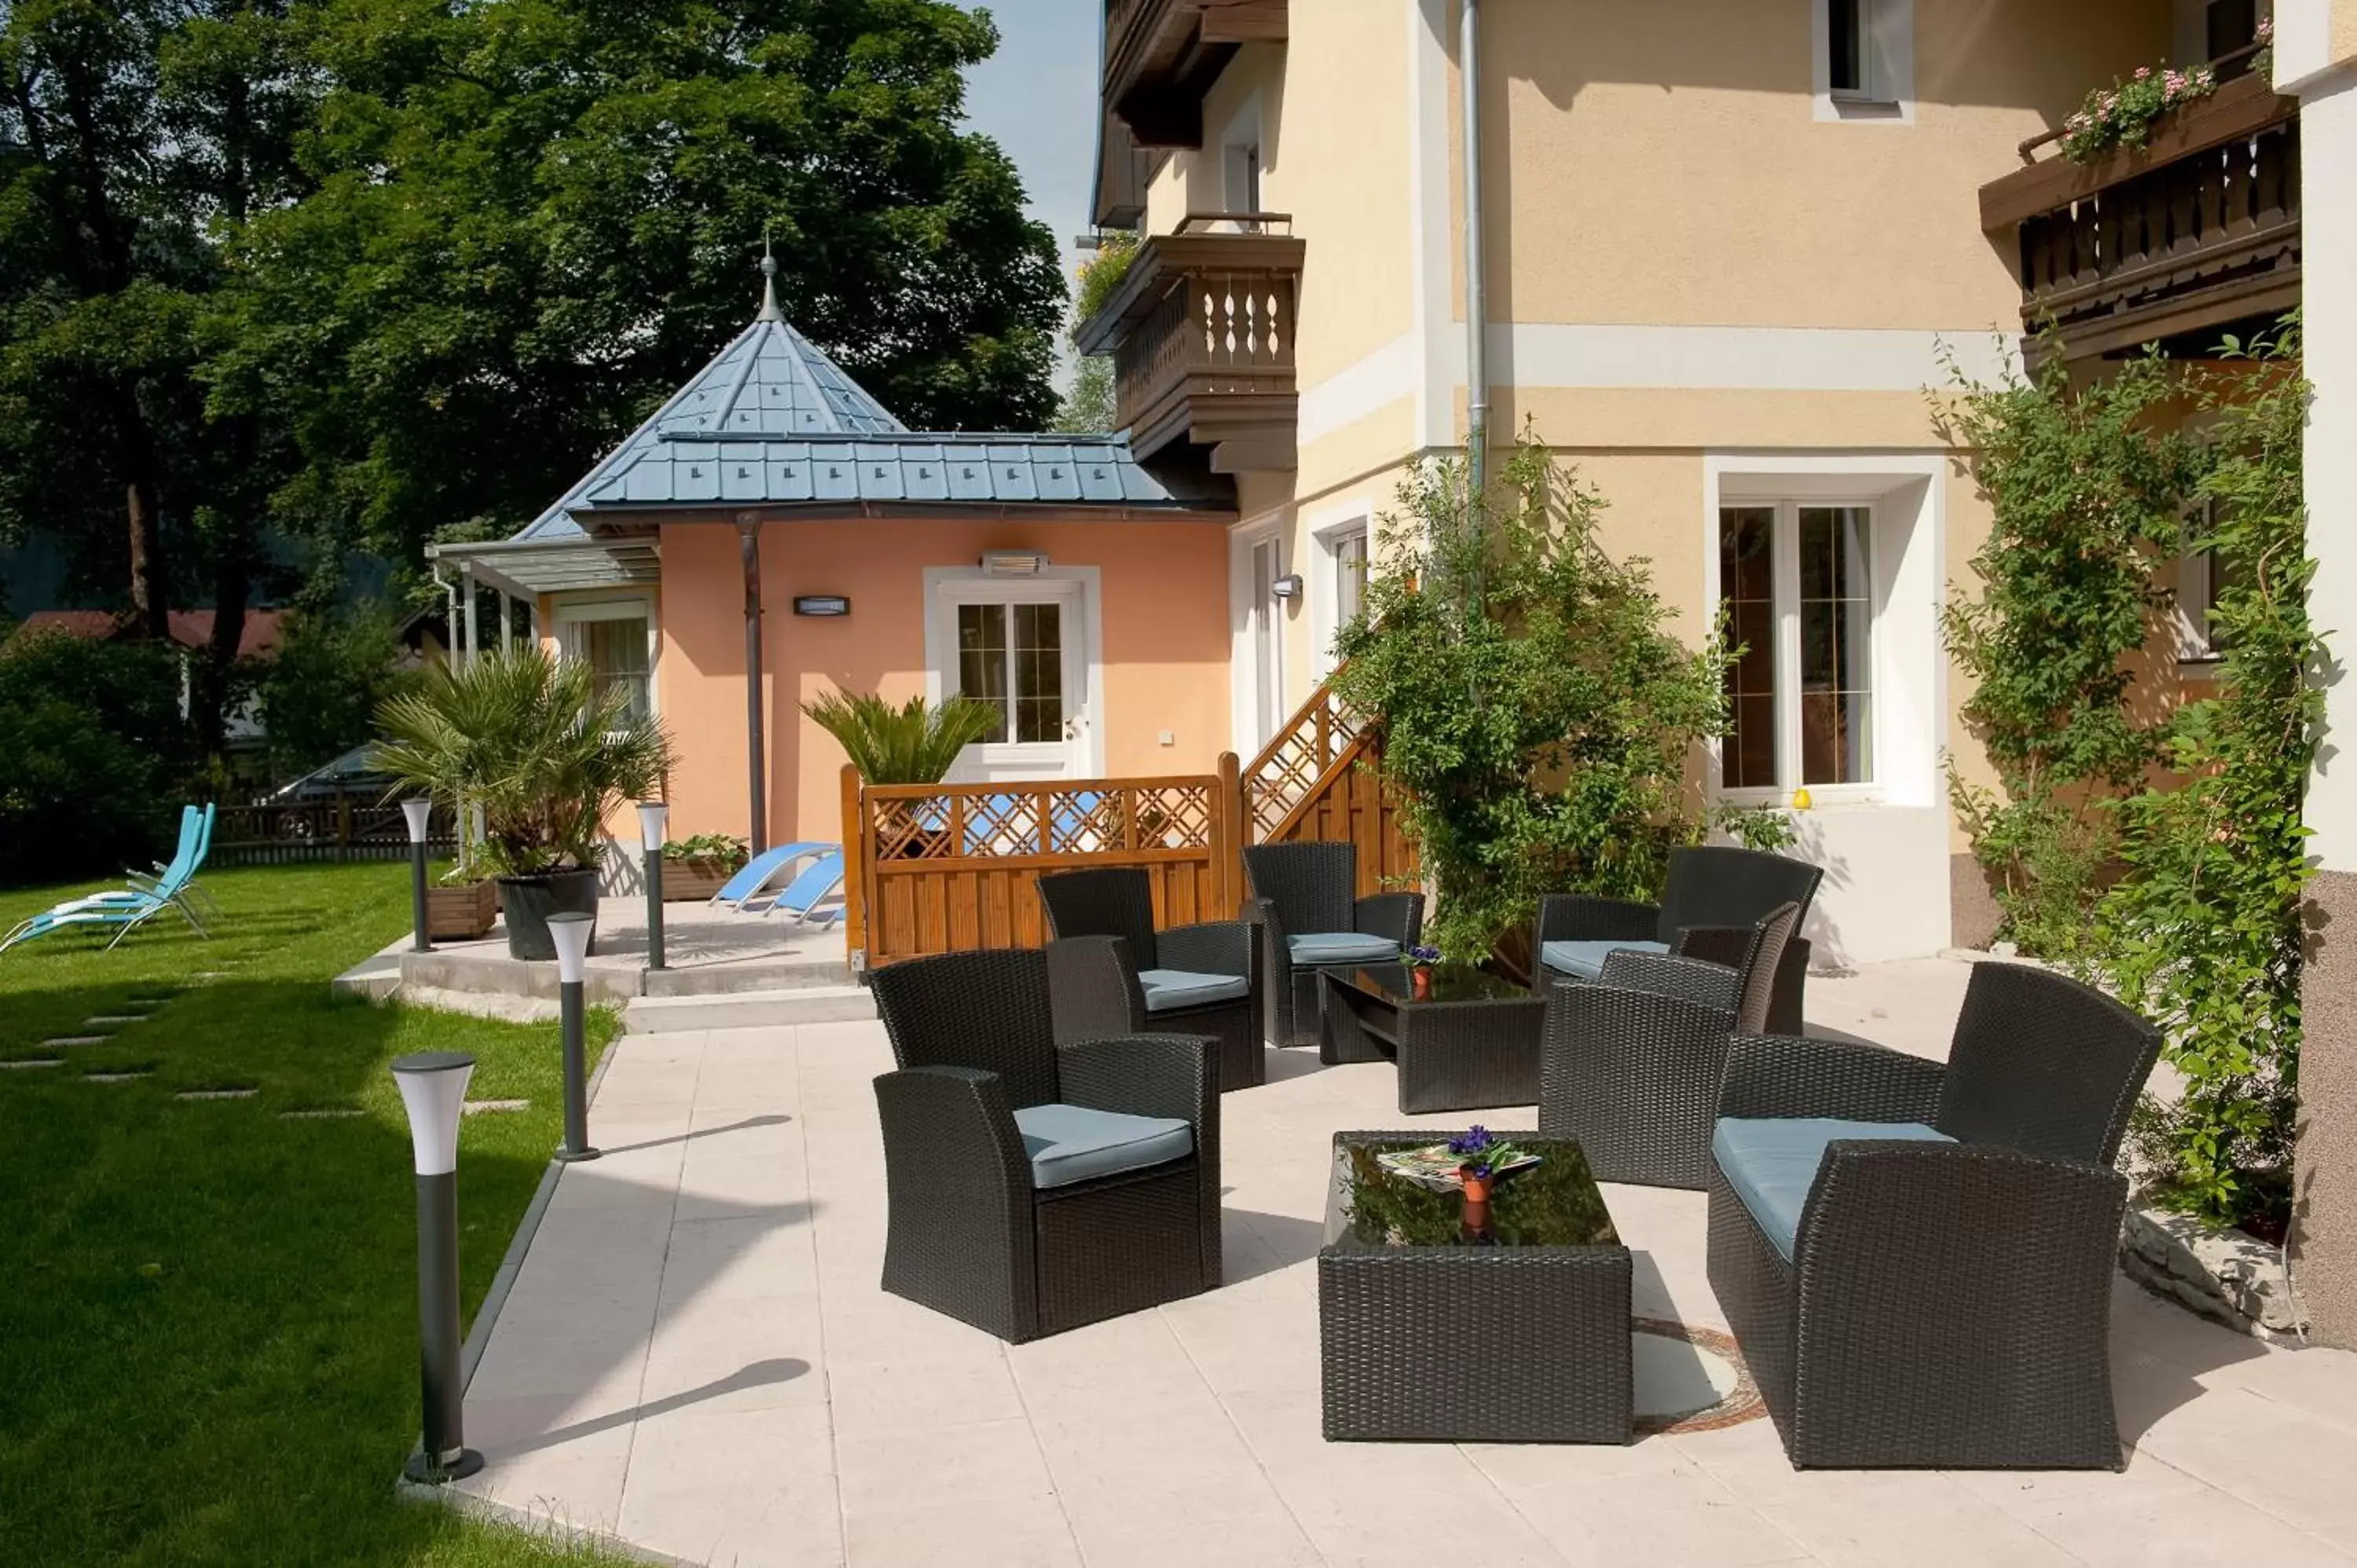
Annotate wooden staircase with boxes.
[1241,676,1417,899]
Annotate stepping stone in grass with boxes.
[42,1036,109,1048]
[85,1072,151,1083]
[0,1059,64,1071]
[84,1015,145,1026]
[461,1099,530,1115]
[176,1088,258,1101]
[280,1108,366,1120]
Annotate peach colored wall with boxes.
[652,518,1232,846]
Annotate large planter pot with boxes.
[497,866,601,961]
[425,879,498,941]
[662,859,737,902]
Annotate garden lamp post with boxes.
[637,800,669,973]
[402,798,434,953]
[547,912,599,1163]
[392,1051,482,1483]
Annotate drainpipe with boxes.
[431,561,469,875]
[738,515,768,856]
[460,562,478,671]
[1460,0,1490,496]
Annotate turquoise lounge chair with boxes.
[2,844,207,953]
[68,804,215,930]
[760,852,846,926]
[713,841,834,911]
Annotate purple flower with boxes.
[1446,1126,1496,1158]
[1407,943,1442,965]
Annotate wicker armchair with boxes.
[1037,867,1264,1091]
[1240,842,1424,1050]
[868,949,1222,1343]
[1705,962,2161,1469]
[1538,902,1799,1188]
[1533,846,1822,1034]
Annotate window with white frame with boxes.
[555,599,654,724]
[957,599,1067,743]
[1333,524,1369,630]
[2177,499,2243,664]
[1820,0,1910,110]
[1719,504,1875,792]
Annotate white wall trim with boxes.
[1299,331,1423,447]
[2300,70,2357,869]
[919,565,1105,778]
[2271,0,2341,93]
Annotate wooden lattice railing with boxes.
[841,760,1245,969]
[1241,676,1417,899]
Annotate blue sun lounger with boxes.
[2,814,212,954]
[759,852,846,926]
[712,841,835,912]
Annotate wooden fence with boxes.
[842,759,1245,969]
[209,793,459,868]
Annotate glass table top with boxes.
[1331,962,1534,1007]
[1321,1134,1620,1253]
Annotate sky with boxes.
[962,0,1104,346]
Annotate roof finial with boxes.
[756,227,782,323]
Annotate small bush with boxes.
[0,632,196,885]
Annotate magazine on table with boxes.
[1375,1141,1542,1189]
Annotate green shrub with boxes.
[0,632,196,885]
[257,603,422,779]
[1332,433,1732,962]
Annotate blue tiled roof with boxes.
[515,316,1197,542]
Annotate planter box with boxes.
[426,879,498,941]
[662,860,738,902]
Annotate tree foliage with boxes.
[0,629,196,885]
[255,601,420,778]
[2104,324,2316,1232]
[1934,339,2205,961]
[1332,434,1732,962]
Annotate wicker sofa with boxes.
[1241,842,1424,1050]
[1036,867,1264,1092]
[1705,962,2161,1468]
[868,949,1222,1342]
[1538,902,1798,1187]
[1533,846,1821,1034]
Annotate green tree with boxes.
[1332,433,1732,962]
[1053,231,1134,434]
[255,600,420,777]
[209,0,1065,573]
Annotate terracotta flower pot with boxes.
[1459,1169,1493,1236]
[1411,966,1433,1000]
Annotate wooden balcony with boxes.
[1105,0,1287,148]
[1073,218,1304,474]
[1978,71,2300,362]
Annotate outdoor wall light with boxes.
[1270,573,1304,600]
[636,801,669,974]
[546,912,599,1164]
[401,799,434,954]
[392,1050,482,1483]
[980,549,1048,577]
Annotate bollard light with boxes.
[402,798,435,953]
[547,912,599,1163]
[392,1051,482,1482]
[636,801,669,973]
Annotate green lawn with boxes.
[0,863,627,1565]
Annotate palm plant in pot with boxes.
[375,649,673,960]
[804,687,999,859]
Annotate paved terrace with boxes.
[450,960,2357,1567]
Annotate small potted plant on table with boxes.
[375,649,673,962]
[1406,943,1442,999]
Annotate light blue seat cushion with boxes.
[1138,968,1251,1013]
[1538,937,1670,979]
[1712,1117,1955,1262]
[1287,932,1399,966]
[1012,1102,1194,1190]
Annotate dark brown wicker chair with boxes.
[868,949,1222,1343]
[1240,842,1424,1050]
[1533,846,1822,1034]
[1705,962,2161,1469]
[1037,867,1264,1091]
[1538,901,1799,1188]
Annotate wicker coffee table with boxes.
[1318,1131,1632,1443]
[1321,963,1545,1112]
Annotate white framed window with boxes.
[1717,503,1876,796]
[2176,501,2241,666]
[552,596,657,723]
[922,567,1102,781]
[1815,0,1913,120]
[1305,504,1373,683]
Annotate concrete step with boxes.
[623,986,874,1033]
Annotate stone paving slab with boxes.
[449,962,2357,1568]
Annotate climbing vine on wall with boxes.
[2104,324,2318,1234]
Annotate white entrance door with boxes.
[940,581,1087,782]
